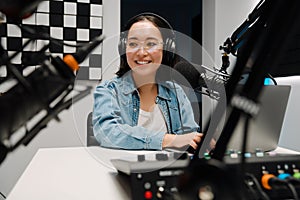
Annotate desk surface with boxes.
[6,146,300,200]
[6,147,142,200]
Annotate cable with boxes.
[170,70,198,154]
[171,80,185,134]
[170,64,190,135]
[0,191,6,199]
[244,173,270,200]
[262,174,300,200]
[286,182,299,200]
[278,174,300,200]
[266,73,277,85]
[244,175,260,199]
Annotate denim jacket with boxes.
[92,72,200,150]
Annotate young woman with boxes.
[93,13,202,151]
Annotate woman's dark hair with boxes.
[116,13,179,77]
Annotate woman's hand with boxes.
[162,132,203,151]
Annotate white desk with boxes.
[6,146,300,200]
[6,147,143,200]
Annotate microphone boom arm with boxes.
[219,0,266,56]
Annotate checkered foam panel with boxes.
[0,0,103,80]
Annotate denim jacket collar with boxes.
[120,72,136,95]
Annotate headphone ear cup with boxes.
[164,38,176,62]
[118,32,126,56]
[167,38,176,56]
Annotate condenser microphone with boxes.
[0,34,104,164]
[173,61,228,92]
[63,35,105,70]
[0,54,77,165]
[72,35,105,64]
[173,61,206,89]
[0,56,77,143]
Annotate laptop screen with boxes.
[197,85,291,157]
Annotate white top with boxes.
[138,104,167,134]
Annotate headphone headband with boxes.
[118,12,176,64]
[125,12,175,34]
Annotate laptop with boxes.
[205,85,291,154]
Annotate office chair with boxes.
[86,112,100,146]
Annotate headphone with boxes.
[118,12,176,65]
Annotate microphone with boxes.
[173,61,228,97]
[0,57,76,142]
[64,35,105,66]
[0,56,75,165]
[173,61,206,89]
[0,34,104,164]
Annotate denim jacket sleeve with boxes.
[92,80,165,150]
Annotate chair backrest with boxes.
[87,112,100,146]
